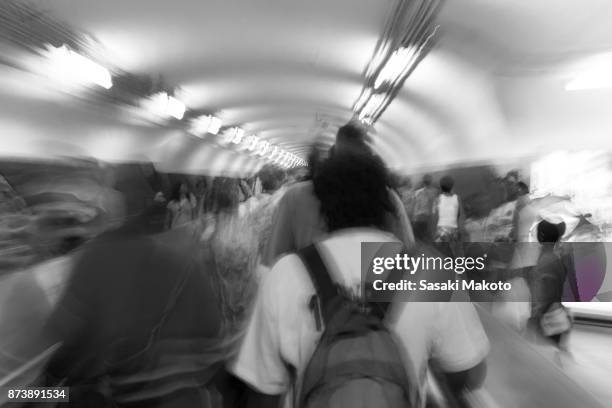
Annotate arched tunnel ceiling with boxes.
[26,0,393,136]
[379,0,612,171]
[2,0,612,174]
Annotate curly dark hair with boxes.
[313,151,393,232]
[440,175,454,193]
[333,122,372,157]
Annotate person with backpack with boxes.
[412,174,438,242]
[261,122,414,267]
[231,151,489,408]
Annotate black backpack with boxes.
[296,244,419,408]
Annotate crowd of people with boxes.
[1,122,596,408]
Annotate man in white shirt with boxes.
[262,122,415,267]
[231,151,489,408]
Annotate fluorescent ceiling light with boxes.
[374,46,416,89]
[191,117,210,136]
[257,140,270,156]
[145,92,186,120]
[268,146,280,160]
[358,116,373,126]
[359,93,386,120]
[209,116,222,135]
[240,135,254,150]
[231,127,245,144]
[192,115,222,136]
[221,127,243,144]
[566,63,612,91]
[167,96,186,120]
[248,136,260,151]
[367,44,390,78]
[354,88,372,112]
[46,45,112,89]
[147,93,171,117]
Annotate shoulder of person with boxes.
[281,180,314,201]
[264,253,312,296]
[290,180,314,193]
[271,251,306,270]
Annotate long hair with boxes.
[313,151,393,232]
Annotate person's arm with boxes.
[230,259,292,405]
[431,303,490,395]
[387,189,415,250]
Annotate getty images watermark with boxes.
[361,241,609,302]
[363,242,511,299]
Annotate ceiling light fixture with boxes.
[240,135,254,150]
[145,92,186,120]
[257,140,270,156]
[45,44,113,89]
[231,127,245,144]
[167,96,186,120]
[366,44,390,78]
[566,59,612,91]
[374,46,416,89]
[247,135,260,151]
[191,115,222,136]
[359,93,386,121]
[268,146,280,160]
[353,88,372,112]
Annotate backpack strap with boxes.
[371,266,404,319]
[298,243,401,323]
[298,244,338,321]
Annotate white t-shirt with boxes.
[231,228,489,408]
[437,194,459,228]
